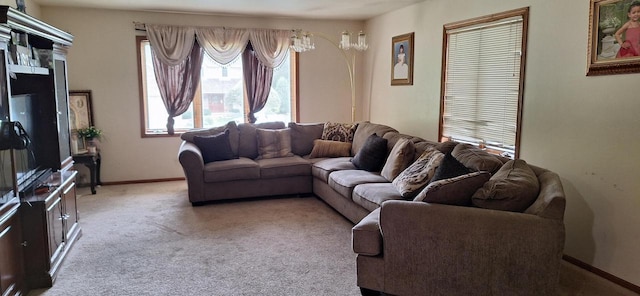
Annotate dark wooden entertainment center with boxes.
[0,6,78,295]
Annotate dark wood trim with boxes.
[136,36,147,139]
[563,255,640,293]
[100,177,185,186]
[293,51,300,122]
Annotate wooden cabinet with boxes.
[0,200,25,296]
[20,171,81,289]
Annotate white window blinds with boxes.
[441,13,526,158]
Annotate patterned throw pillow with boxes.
[255,128,294,159]
[321,122,357,142]
[392,147,444,199]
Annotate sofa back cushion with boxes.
[451,143,504,174]
[181,121,239,157]
[352,122,397,155]
[237,121,286,159]
[288,122,324,156]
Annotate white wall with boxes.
[364,0,640,287]
[39,7,363,183]
[0,0,41,18]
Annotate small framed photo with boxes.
[391,32,415,85]
[69,90,94,132]
[587,0,640,76]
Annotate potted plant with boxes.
[77,126,102,153]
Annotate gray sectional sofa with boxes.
[177,120,566,295]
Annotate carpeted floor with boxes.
[28,181,360,296]
[27,181,638,296]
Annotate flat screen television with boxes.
[8,93,49,192]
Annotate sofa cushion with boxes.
[321,122,357,142]
[256,155,311,179]
[436,140,459,154]
[431,152,471,182]
[381,138,415,182]
[451,143,503,174]
[392,147,444,199]
[351,133,388,172]
[256,128,294,159]
[309,140,352,158]
[192,129,236,163]
[414,171,490,206]
[352,183,403,212]
[311,157,356,183]
[203,157,260,182]
[181,121,239,157]
[237,122,286,159]
[352,208,383,256]
[351,122,397,156]
[328,170,388,199]
[472,159,540,212]
[288,122,324,156]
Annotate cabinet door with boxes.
[54,58,72,170]
[0,204,25,295]
[62,180,78,240]
[45,196,64,266]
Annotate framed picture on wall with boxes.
[391,32,415,85]
[69,90,94,131]
[587,0,640,76]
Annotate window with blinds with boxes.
[440,8,529,159]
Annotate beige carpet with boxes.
[27,181,638,296]
[28,181,360,296]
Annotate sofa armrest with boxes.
[178,141,205,203]
[378,200,565,295]
[352,208,382,256]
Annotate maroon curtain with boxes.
[241,43,273,124]
[151,42,204,134]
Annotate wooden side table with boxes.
[72,152,101,194]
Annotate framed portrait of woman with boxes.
[391,32,415,85]
[587,0,640,76]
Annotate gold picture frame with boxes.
[391,32,415,85]
[587,0,640,76]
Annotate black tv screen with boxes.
[8,93,42,189]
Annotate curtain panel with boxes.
[195,27,250,65]
[242,43,274,123]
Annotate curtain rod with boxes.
[133,22,297,33]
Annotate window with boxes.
[440,8,528,158]
[137,36,297,136]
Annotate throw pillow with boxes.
[381,138,415,181]
[237,122,286,159]
[256,128,294,159]
[414,171,490,206]
[472,159,540,212]
[181,121,239,156]
[351,133,388,172]
[321,122,357,142]
[308,140,352,158]
[431,152,471,182]
[192,129,236,163]
[288,122,324,156]
[392,147,444,199]
[451,143,503,174]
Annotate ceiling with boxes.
[33,0,424,20]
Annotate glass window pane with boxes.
[254,53,292,123]
[200,57,244,127]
